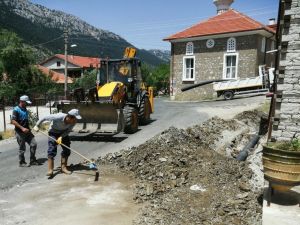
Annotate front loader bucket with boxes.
[60,103,124,134]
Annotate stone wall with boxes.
[272,0,300,141]
[170,34,273,101]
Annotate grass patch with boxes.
[0,129,15,140]
[268,141,300,152]
[258,100,271,114]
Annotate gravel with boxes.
[98,111,265,225]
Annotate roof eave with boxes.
[164,28,275,42]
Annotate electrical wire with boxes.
[32,35,64,47]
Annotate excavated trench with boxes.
[99,110,265,225]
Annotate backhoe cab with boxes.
[58,48,154,135]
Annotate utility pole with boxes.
[64,29,68,99]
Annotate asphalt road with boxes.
[0,96,266,190]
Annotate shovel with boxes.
[39,130,100,181]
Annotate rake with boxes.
[39,130,99,181]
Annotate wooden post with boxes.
[36,103,39,120]
[49,100,52,114]
[3,105,6,132]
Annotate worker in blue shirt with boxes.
[33,109,81,176]
[11,95,38,167]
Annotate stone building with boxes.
[164,0,276,101]
[272,0,300,141]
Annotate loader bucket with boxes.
[60,103,124,134]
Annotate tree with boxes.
[71,69,98,90]
[0,29,55,102]
[145,64,170,94]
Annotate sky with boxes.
[29,0,279,50]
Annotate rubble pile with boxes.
[98,113,263,225]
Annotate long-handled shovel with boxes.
[39,130,99,181]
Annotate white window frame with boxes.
[271,40,275,50]
[261,37,266,53]
[223,53,239,79]
[182,56,196,81]
[186,42,194,55]
[227,37,236,52]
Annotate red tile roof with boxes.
[164,9,275,41]
[55,54,100,68]
[37,65,73,84]
[267,24,277,33]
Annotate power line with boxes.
[32,35,64,47]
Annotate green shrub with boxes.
[269,139,300,152]
[28,109,38,128]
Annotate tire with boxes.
[123,106,138,134]
[139,96,151,125]
[223,91,234,100]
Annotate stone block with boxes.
[280,103,300,113]
[277,83,294,91]
[286,125,300,132]
[281,131,295,138]
[284,77,299,83]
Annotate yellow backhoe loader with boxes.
[58,48,154,135]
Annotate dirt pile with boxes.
[98,114,263,225]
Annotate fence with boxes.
[0,92,65,132]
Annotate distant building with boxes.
[164,0,277,101]
[37,65,73,84]
[40,54,100,79]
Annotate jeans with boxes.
[48,132,71,159]
[15,131,37,162]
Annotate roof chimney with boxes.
[213,0,234,15]
[269,18,276,25]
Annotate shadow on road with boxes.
[69,163,98,178]
[69,134,128,143]
[263,187,300,206]
[139,119,156,126]
[37,158,47,165]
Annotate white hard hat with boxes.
[67,109,82,119]
[20,95,32,104]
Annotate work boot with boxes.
[47,158,54,176]
[19,161,27,167]
[30,159,40,166]
[61,157,71,175]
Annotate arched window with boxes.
[227,37,236,52]
[186,42,194,55]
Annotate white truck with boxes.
[213,65,274,100]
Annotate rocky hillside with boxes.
[0,0,164,66]
[148,49,170,63]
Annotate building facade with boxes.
[40,54,100,79]
[164,1,276,101]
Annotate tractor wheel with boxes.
[139,96,151,125]
[123,106,138,134]
[223,91,234,100]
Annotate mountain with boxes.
[148,49,171,63]
[0,0,164,66]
